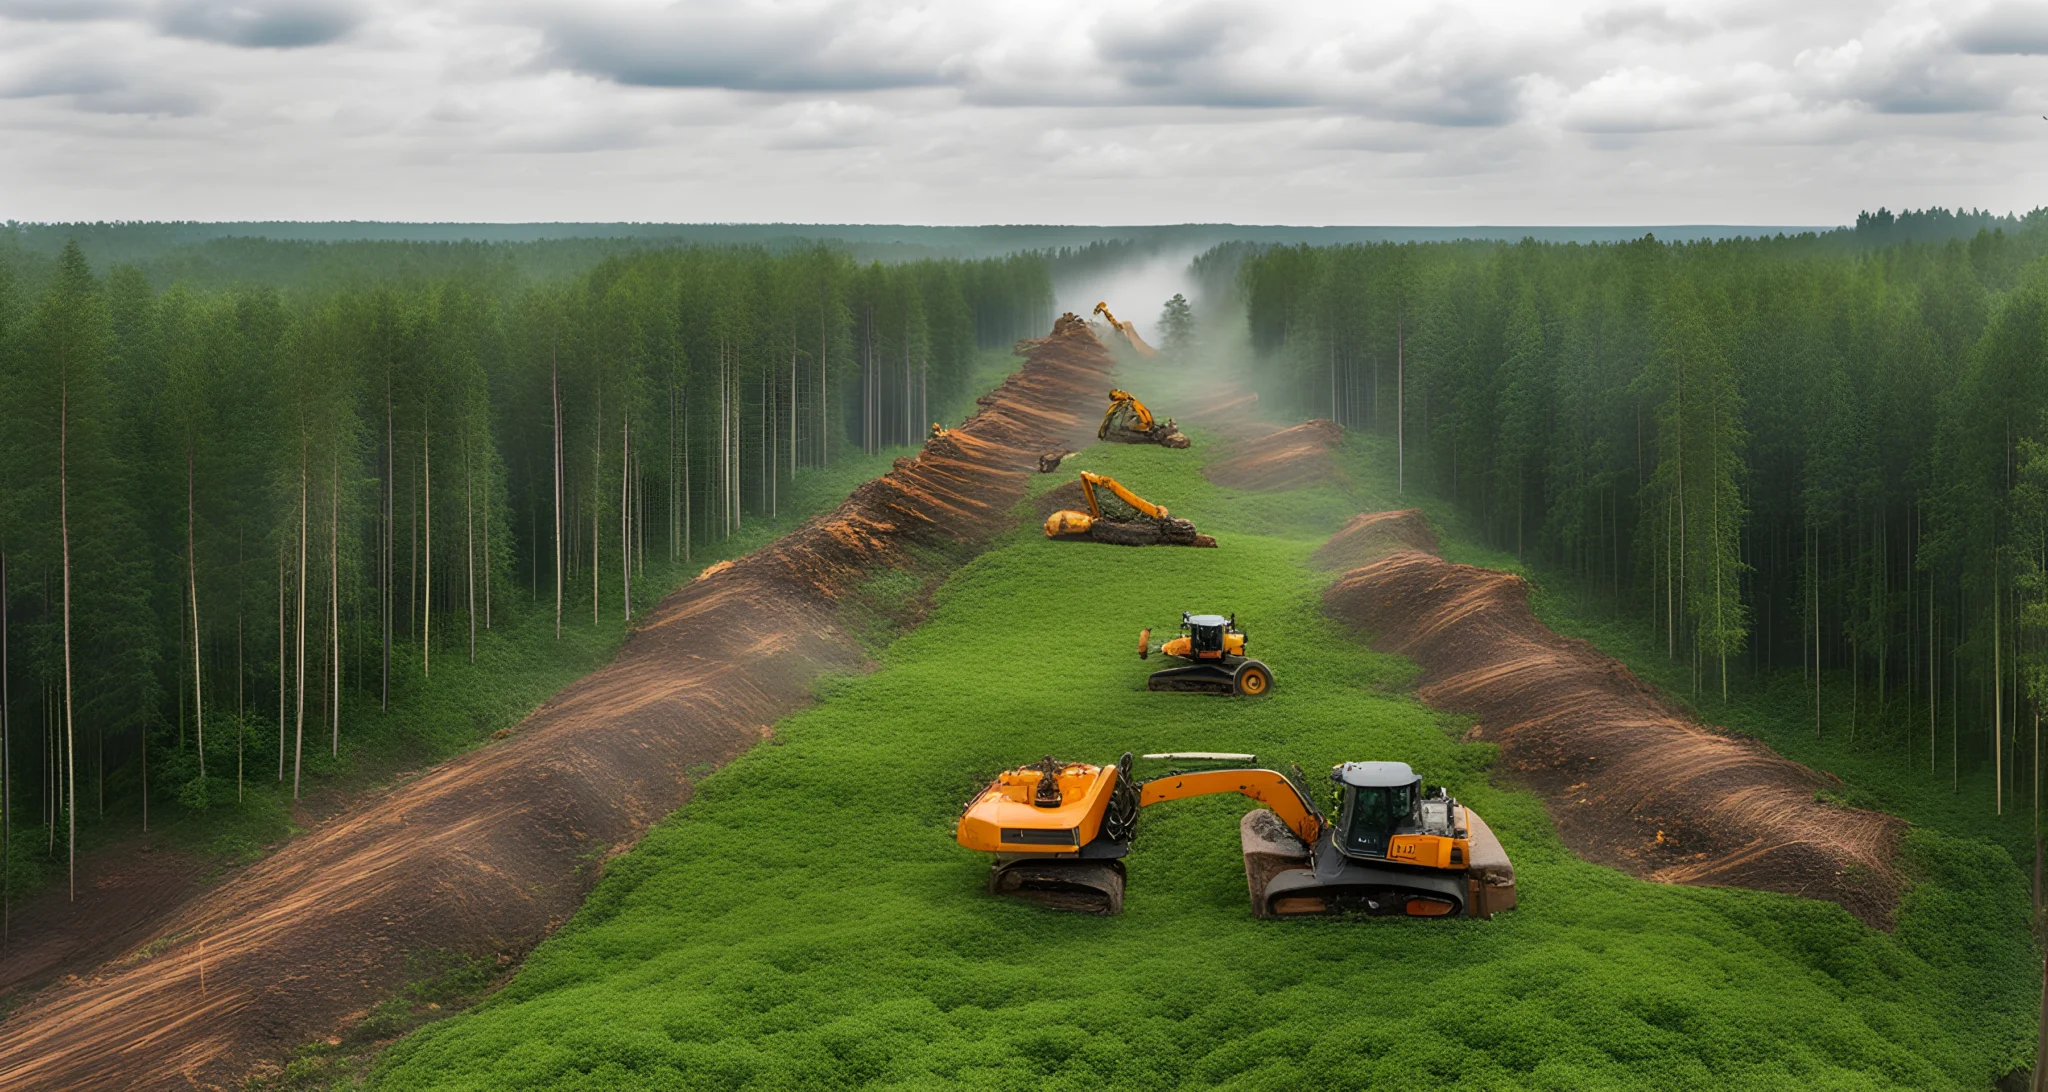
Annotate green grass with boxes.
[361,429,2039,1091]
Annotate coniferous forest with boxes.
[0,239,1054,896]
[1230,212,2048,820]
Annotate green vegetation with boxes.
[1232,218,2048,833]
[364,431,2036,1091]
[0,234,1052,900]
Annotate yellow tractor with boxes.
[957,752,1517,918]
[1092,301,1157,357]
[1139,612,1269,695]
[1044,471,1213,547]
[1099,388,1189,448]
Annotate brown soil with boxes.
[1309,510,1439,571]
[0,315,1115,1092]
[0,840,213,1010]
[1201,419,1343,492]
[1321,525,1903,929]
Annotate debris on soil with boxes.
[0,315,1118,1092]
[1038,451,1070,473]
[1202,419,1343,492]
[1310,510,1440,571]
[1320,522,1903,929]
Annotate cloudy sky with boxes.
[1,0,2045,225]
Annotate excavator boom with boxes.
[1078,471,1168,519]
[1092,302,1158,357]
[1137,767,1321,844]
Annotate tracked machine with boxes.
[1139,612,1270,695]
[1099,388,1189,448]
[1043,471,1213,547]
[956,752,1517,919]
[1092,301,1157,357]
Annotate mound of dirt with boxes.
[0,317,1117,1092]
[1202,419,1343,492]
[1321,529,1903,930]
[1310,510,1439,571]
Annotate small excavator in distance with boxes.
[1099,388,1189,448]
[1093,301,1157,357]
[1139,612,1270,695]
[956,753,1517,918]
[1044,471,1213,547]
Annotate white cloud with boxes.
[0,0,2044,223]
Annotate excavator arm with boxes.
[1092,302,1158,357]
[1138,768,1323,845]
[1079,471,1168,519]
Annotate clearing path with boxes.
[0,316,1116,1092]
[1320,510,1904,928]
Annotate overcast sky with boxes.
[1,0,2045,225]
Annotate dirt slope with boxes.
[1322,526,1903,929]
[1201,418,1343,492]
[0,315,1115,1092]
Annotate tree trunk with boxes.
[277,546,285,783]
[621,414,631,620]
[294,436,308,799]
[330,455,340,755]
[553,344,564,639]
[188,446,204,779]
[60,379,76,901]
[2,552,11,941]
[383,389,392,710]
[423,420,432,677]
[466,435,476,665]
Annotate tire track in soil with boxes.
[0,315,1115,1092]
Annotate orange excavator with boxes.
[1093,302,1157,357]
[957,752,1517,918]
[1139,612,1269,695]
[1044,471,1212,547]
[1098,388,1189,448]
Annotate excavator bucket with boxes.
[1239,809,1517,919]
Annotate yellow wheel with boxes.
[1234,661,1272,697]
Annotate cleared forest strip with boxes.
[1320,511,1904,929]
[0,316,1115,1092]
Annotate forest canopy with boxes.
[1228,211,2048,815]
[0,238,1055,886]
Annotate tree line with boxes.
[1230,211,2048,818]
[0,240,1054,899]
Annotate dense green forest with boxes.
[1228,210,2048,825]
[0,239,1054,897]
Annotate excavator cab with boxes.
[1183,612,1228,658]
[1332,763,1422,859]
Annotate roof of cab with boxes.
[1186,614,1229,627]
[1332,761,1417,788]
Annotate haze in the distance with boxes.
[2,0,2045,225]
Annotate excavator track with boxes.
[989,858,1126,915]
[1240,809,1513,919]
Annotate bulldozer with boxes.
[1099,388,1189,448]
[956,752,1517,918]
[1093,302,1157,357]
[1044,471,1213,547]
[1139,612,1270,695]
